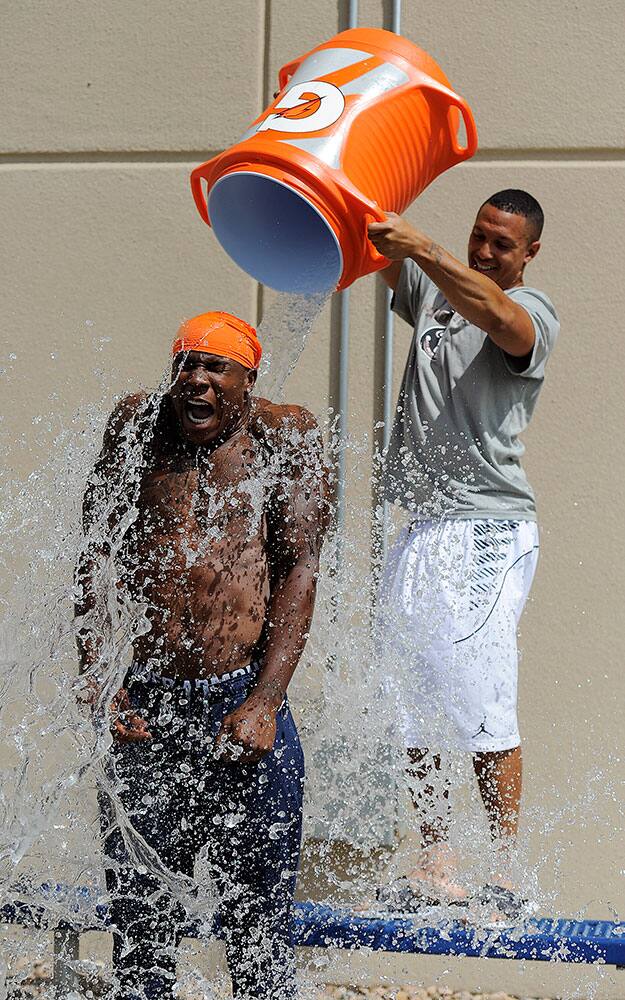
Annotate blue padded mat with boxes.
[2,886,624,967]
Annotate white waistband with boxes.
[128,661,257,691]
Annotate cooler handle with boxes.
[278,50,311,92]
[334,171,390,270]
[417,78,478,160]
[190,160,213,225]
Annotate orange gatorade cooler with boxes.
[191,28,478,294]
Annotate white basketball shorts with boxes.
[377,518,539,753]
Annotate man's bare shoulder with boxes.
[83,394,150,521]
[104,392,148,442]
[250,397,319,437]
[251,399,332,544]
[249,397,329,494]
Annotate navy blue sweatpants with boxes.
[99,667,305,1000]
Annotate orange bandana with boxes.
[172,311,262,369]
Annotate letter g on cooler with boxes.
[257,81,346,134]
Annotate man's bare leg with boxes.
[472,746,522,887]
[404,748,466,901]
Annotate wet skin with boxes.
[76,352,330,759]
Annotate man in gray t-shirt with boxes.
[368,190,559,918]
[386,264,558,520]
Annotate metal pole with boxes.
[336,288,350,561]
[335,0,358,561]
[390,0,402,35]
[380,0,401,565]
[53,923,81,996]
[381,286,394,568]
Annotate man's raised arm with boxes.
[368,212,537,358]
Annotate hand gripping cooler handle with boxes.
[331,172,390,273]
[416,77,478,160]
[364,212,389,267]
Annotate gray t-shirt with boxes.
[385,259,560,520]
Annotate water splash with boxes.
[0,298,623,999]
[258,290,329,399]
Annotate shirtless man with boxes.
[75,312,330,1000]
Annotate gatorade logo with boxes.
[256,80,345,134]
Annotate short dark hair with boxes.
[482,189,544,240]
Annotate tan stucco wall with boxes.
[2,2,625,996]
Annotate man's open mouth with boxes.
[472,260,497,273]
[184,399,216,425]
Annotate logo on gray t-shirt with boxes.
[420,305,454,358]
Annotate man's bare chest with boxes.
[133,442,272,546]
